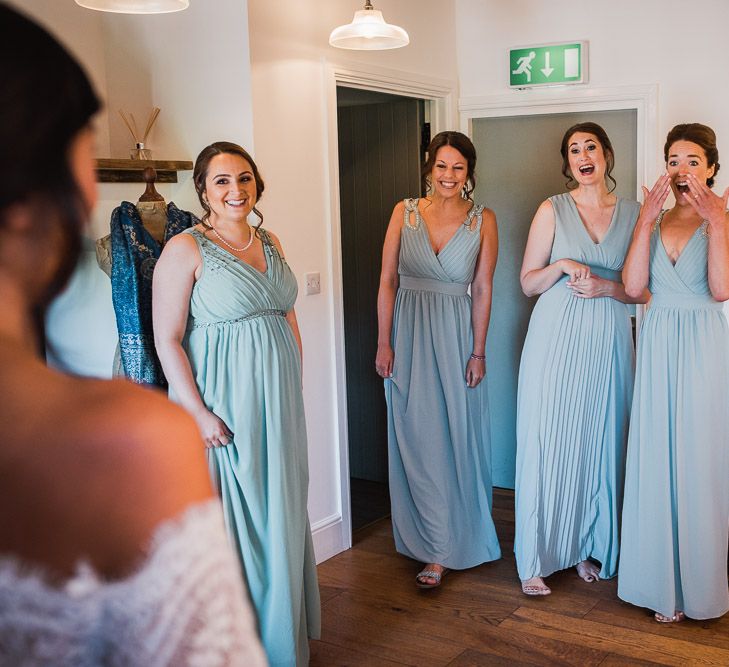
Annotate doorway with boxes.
[471,109,638,489]
[336,86,428,533]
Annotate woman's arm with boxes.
[520,199,592,297]
[375,202,404,378]
[466,208,498,388]
[623,175,672,299]
[152,233,232,448]
[685,174,729,301]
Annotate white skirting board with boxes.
[311,513,349,564]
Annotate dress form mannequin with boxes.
[97,168,197,385]
[96,168,167,275]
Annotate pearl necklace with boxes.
[210,223,254,252]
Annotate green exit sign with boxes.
[509,42,588,88]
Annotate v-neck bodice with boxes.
[184,227,297,328]
[649,211,713,301]
[549,193,639,280]
[398,198,484,285]
[566,193,618,246]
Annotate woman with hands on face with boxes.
[153,142,320,666]
[376,131,501,589]
[514,122,646,597]
[618,123,729,623]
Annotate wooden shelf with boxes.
[95,158,193,183]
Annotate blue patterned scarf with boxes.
[110,201,197,387]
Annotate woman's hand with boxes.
[684,174,729,228]
[193,408,233,448]
[559,259,591,281]
[375,344,394,378]
[566,275,613,299]
[465,357,485,388]
[638,174,672,228]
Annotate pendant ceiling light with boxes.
[329,1,409,51]
[75,0,189,13]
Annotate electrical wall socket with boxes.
[304,272,321,295]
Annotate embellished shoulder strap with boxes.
[465,203,485,232]
[256,227,282,259]
[403,198,420,230]
[651,209,667,234]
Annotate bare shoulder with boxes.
[156,230,201,279]
[73,379,209,498]
[160,228,199,258]
[480,206,497,227]
[387,200,408,228]
[536,198,555,215]
[0,364,212,576]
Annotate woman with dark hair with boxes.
[619,123,729,622]
[154,141,320,665]
[0,5,265,665]
[376,131,501,588]
[514,122,645,596]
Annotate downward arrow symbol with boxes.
[541,52,554,78]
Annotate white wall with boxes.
[12,0,254,239]
[455,0,729,192]
[248,0,459,560]
[456,0,729,479]
[9,1,112,156]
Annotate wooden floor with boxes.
[311,489,729,666]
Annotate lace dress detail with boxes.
[0,499,267,666]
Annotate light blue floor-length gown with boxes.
[385,198,501,570]
[618,213,729,620]
[515,193,640,581]
[173,227,321,666]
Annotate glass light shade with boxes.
[329,8,409,50]
[75,0,189,14]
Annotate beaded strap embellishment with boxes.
[191,309,286,329]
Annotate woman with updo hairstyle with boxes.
[619,123,729,622]
[0,5,265,665]
[154,141,321,664]
[514,121,646,597]
[376,131,501,588]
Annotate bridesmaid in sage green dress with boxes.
[376,132,501,589]
[619,123,729,623]
[153,142,320,666]
[515,122,645,597]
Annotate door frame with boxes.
[459,84,658,198]
[459,84,657,329]
[324,59,456,554]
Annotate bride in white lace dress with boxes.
[0,7,266,666]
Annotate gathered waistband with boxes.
[190,308,287,329]
[650,293,723,310]
[398,275,468,296]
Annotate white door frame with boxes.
[459,84,658,331]
[459,84,658,198]
[323,59,456,555]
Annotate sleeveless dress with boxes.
[514,193,640,581]
[172,227,321,666]
[618,213,729,620]
[0,499,266,666]
[385,198,501,570]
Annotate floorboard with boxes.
[310,488,727,666]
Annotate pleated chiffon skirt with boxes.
[514,277,633,580]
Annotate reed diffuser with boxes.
[119,107,160,160]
